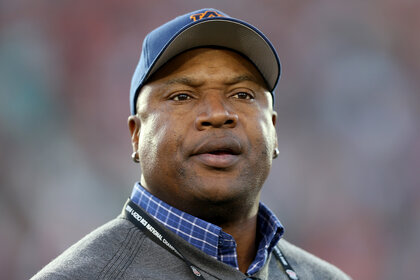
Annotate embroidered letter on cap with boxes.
[190,10,225,22]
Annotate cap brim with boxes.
[145,18,281,93]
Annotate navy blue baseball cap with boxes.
[130,8,281,114]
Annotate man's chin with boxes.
[189,190,259,225]
[192,183,258,207]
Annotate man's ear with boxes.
[128,115,141,153]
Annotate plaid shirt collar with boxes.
[130,182,284,275]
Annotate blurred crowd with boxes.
[1,1,419,279]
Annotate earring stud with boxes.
[131,152,139,163]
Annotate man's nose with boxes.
[195,94,238,130]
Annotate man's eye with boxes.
[233,92,254,100]
[171,93,191,101]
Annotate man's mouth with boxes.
[191,139,242,168]
[207,148,236,155]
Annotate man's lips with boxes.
[190,138,242,168]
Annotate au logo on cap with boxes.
[190,10,225,22]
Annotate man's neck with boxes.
[180,198,260,273]
[221,215,258,273]
[185,196,261,273]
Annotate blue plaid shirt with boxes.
[130,182,284,275]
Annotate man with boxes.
[32,8,351,279]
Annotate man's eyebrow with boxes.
[163,77,203,87]
[224,74,260,85]
[161,74,262,87]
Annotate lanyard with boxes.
[273,246,299,280]
[122,198,298,280]
[123,199,204,278]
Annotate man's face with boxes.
[129,48,277,216]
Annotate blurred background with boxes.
[1,0,419,279]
